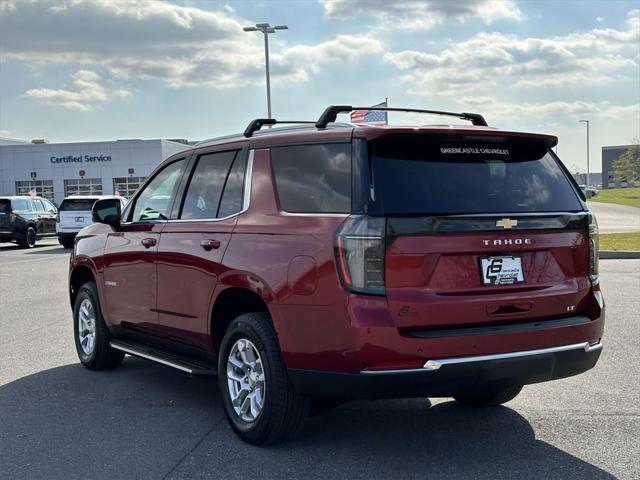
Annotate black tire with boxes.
[218,312,310,445]
[73,281,124,370]
[61,238,74,249]
[19,226,36,248]
[454,384,523,407]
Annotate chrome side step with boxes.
[110,340,217,376]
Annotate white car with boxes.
[56,195,127,248]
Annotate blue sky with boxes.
[1,0,638,173]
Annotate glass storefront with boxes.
[113,176,146,198]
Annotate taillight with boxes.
[335,215,386,295]
[588,213,599,283]
[55,213,60,223]
[9,213,16,222]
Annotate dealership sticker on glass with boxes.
[479,256,524,285]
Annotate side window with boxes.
[218,153,247,218]
[270,143,351,213]
[11,199,28,211]
[42,199,57,213]
[131,159,185,222]
[33,199,45,213]
[180,151,236,220]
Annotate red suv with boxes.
[69,106,604,445]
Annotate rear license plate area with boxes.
[479,255,524,286]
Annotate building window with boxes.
[113,176,146,198]
[64,178,103,197]
[15,180,54,202]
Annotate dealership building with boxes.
[0,138,189,204]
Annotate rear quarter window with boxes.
[270,143,351,213]
[6,199,30,211]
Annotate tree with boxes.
[613,140,640,185]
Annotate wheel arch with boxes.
[210,286,272,352]
[69,264,97,308]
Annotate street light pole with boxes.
[243,23,288,119]
[579,119,590,186]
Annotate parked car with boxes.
[57,195,127,248]
[580,184,599,199]
[0,195,58,248]
[68,106,604,445]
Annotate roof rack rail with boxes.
[315,105,488,129]
[244,119,316,137]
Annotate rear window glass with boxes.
[371,135,582,215]
[0,200,10,213]
[271,143,351,213]
[60,199,98,211]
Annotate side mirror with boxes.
[92,198,122,227]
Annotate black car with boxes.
[0,196,58,248]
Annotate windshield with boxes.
[370,134,582,215]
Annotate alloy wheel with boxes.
[226,338,266,422]
[78,298,96,356]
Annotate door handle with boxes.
[200,239,221,251]
[141,237,157,248]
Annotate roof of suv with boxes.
[192,105,558,153]
[0,196,48,200]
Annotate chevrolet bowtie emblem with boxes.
[496,218,518,229]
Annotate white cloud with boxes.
[0,0,381,89]
[321,0,523,29]
[384,10,640,98]
[24,70,131,111]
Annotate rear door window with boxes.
[370,135,582,215]
[218,153,247,218]
[270,143,351,213]
[60,199,97,211]
[180,151,237,220]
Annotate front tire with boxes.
[454,384,523,407]
[73,281,124,370]
[218,313,310,445]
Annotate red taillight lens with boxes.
[588,213,599,283]
[335,215,386,295]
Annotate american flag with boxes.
[351,101,388,126]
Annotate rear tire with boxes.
[218,312,310,445]
[73,281,124,370]
[19,226,36,248]
[454,385,523,407]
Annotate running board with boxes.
[109,340,217,376]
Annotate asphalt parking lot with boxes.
[1,239,639,480]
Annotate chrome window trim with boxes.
[165,149,254,224]
[360,341,603,374]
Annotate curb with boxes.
[600,251,640,259]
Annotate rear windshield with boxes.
[0,200,10,213]
[370,135,582,215]
[60,198,98,211]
